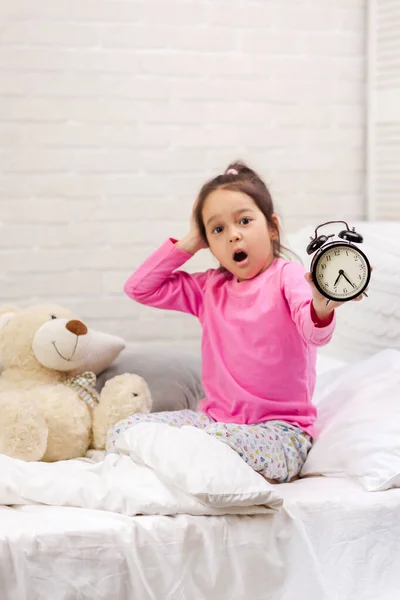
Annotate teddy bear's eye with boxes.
[132,392,138,397]
[50,315,57,320]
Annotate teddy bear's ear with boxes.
[0,305,21,331]
[0,311,17,331]
[0,304,20,316]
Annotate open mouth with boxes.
[233,250,248,263]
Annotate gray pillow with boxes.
[96,347,204,413]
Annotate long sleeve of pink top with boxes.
[124,239,336,436]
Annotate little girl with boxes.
[107,162,362,483]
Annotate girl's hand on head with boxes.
[190,204,209,249]
[175,201,208,255]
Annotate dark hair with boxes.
[194,161,282,257]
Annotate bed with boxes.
[1,476,399,600]
[1,221,399,600]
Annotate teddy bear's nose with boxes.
[65,320,88,336]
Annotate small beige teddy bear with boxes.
[0,304,152,462]
[92,373,152,450]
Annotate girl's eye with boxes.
[240,218,251,225]
[213,226,223,234]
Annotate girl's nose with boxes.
[229,231,241,243]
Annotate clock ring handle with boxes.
[313,220,351,238]
[311,220,364,245]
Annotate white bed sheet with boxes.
[1,476,399,600]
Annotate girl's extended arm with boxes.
[281,261,336,346]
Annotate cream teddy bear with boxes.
[0,304,152,462]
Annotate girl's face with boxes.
[202,189,279,281]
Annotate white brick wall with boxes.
[0,0,366,349]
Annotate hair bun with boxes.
[224,161,257,180]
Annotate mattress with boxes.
[1,476,399,600]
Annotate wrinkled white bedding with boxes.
[1,477,399,600]
[0,422,282,516]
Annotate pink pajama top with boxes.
[124,239,336,436]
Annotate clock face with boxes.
[313,243,370,301]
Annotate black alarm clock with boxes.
[306,220,371,303]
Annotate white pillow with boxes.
[116,422,283,511]
[316,353,347,375]
[301,349,400,491]
[287,221,400,362]
[69,329,125,376]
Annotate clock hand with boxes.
[326,270,344,304]
[343,272,369,298]
[333,270,344,287]
[342,272,356,289]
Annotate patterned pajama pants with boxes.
[106,409,312,483]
